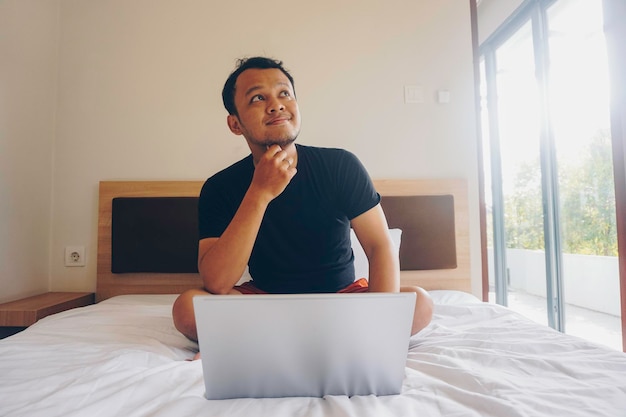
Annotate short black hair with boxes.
[222,56,296,116]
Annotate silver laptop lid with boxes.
[193,292,416,399]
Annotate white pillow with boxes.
[351,228,402,279]
[236,266,253,285]
[236,228,402,284]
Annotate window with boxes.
[479,0,622,351]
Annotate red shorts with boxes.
[234,278,369,294]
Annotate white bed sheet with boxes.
[1,291,625,417]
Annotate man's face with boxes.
[227,68,301,149]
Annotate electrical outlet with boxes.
[65,246,86,267]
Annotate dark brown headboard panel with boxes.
[380,195,456,270]
[109,195,456,275]
[111,197,199,273]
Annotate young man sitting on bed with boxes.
[172,56,433,343]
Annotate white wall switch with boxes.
[404,85,424,103]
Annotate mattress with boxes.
[1,291,625,417]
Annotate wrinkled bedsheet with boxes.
[1,291,625,417]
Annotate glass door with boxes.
[545,0,620,349]
[480,0,621,350]
[488,20,549,326]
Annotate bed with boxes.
[1,179,625,417]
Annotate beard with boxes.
[246,130,300,149]
[260,137,297,148]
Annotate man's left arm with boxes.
[350,204,400,292]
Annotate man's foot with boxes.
[185,351,201,361]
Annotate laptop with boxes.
[193,292,416,399]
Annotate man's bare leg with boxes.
[400,286,434,335]
[172,288,209,342]
[172,287,243,342]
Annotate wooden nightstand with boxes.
[0,292,94,328]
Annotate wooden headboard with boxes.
[373,179,470,293]
[96,179,470,301]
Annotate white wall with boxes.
[0,0,59,303]
[2,0,483,300]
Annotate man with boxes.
[172,57,433,341]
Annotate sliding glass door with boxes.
[545,0,619,348]
[480,0,621,350]
[484,19,549,325]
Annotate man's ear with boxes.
[227,114,243,135]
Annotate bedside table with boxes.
[0,292,95,328]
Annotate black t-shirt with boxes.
[198,144,380,293]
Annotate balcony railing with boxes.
[488,248,622,351]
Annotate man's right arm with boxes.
[198,188,270,294]
[198,145,297,294]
